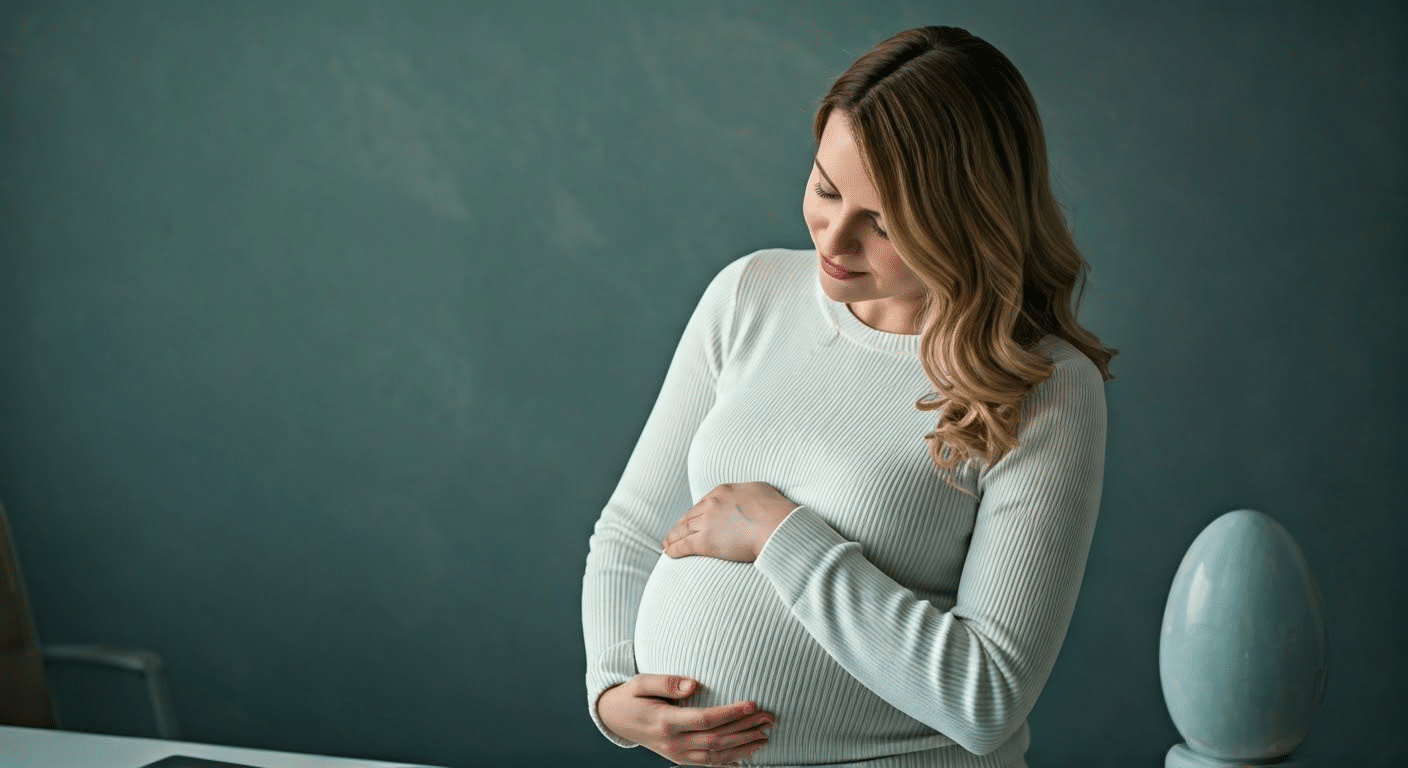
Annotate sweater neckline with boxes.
[813,275,922,356]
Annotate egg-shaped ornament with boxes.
[1159,509,1327,768]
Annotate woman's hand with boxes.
[663,482,799,563]
[597,673,773,766]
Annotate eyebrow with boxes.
[814,158,884,219]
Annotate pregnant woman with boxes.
[582,25,1115,768]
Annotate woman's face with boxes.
[803,111,926,334]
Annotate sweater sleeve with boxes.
[580,256,745,746]
[753,348,1107,755]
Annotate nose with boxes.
[815,216,860,258]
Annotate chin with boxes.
[817,273,847,303]
[817,271,865,304]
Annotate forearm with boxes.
[582,516,662,745]
[754,504,1094,754]
[582,533,651,683]
[579,253,753,745]
[751,354,1107,754]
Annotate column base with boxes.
[1167,743,1309,768]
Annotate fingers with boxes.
[666,700,774,764]
[647,690,774,766]
[630,677,771,732]
[609,674,775,766]
[662,526,689,553]
[677,734,770,767]
[710,709,773,737]
[630,673,699,700]
[663,521,700,558]
[671,716,770,767]
[674,698,761,732]
[664,537,697,559]
[681,712,772,758]
[708,727,769,751]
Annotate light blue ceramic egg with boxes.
[1160,509,1327,766]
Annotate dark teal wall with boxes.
[2,2,1403,766]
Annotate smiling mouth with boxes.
[820,254,865,280]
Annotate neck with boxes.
[847,298,922,335]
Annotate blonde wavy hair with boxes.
[816,26,1116,474]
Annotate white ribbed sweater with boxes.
[582,249,1107,767]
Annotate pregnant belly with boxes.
[634,554,945,762]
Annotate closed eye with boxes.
[815,184,888,238]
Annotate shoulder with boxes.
[977,336,1108,489]
[696,248,816,319]
[1019,332,1103,445]
[710,248,814,295]
[1015,335,1108,440]
[1031,336,1105,400]
[685,248,815,343]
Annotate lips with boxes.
[820,253,865,280]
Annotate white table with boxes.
[0,726,445,768]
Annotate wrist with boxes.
[596,683,625,724]
[754,504,802,560]
[594,683,639,747]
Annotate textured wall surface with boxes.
[1,1,1403,766]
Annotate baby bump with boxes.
[634,554,932,761]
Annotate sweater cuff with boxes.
[586,640,640,748]
[754,505,852,605]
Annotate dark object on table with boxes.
[139,756,262,768]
